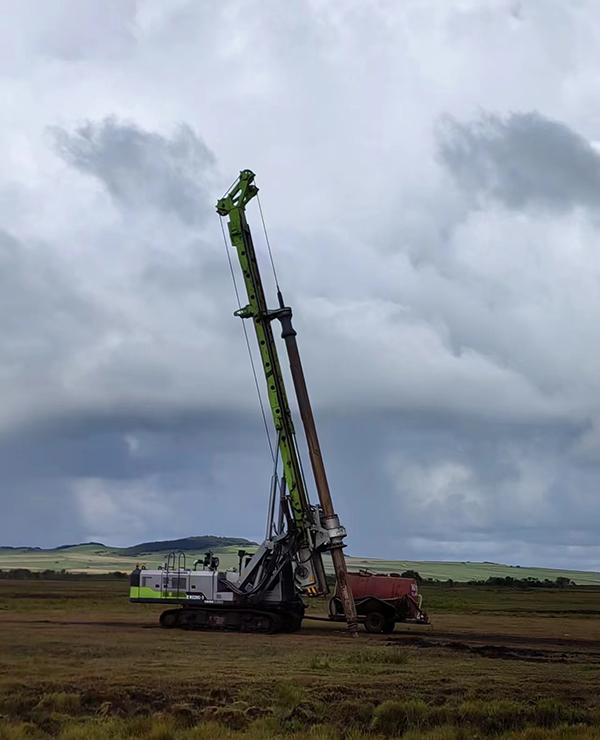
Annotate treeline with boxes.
[0,569,128,580]
[328,571,580,589]
[466,575,574,588]
[422,575,576,588]
[0,569,582,588]
[404,571,577,588]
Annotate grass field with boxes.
[2,543,599,585]
[0,579,599,739]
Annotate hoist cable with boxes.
[254,192,313,507]
[257,193,281,292]
[220,175,239,201]
[219,216,275,462]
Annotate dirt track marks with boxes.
[388,634,600,663]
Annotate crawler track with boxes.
[159,606,303,634]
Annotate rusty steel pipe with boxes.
[275,297,359,635]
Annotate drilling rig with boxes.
[129,170,359,634]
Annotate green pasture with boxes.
[1,544,599,584]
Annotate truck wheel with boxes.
[364,611,387,634]
[382,618,395,634]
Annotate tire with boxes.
[364,610,387,634]
[382,618,395,634]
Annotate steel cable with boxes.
[219,216,275,462]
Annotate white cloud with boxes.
[72,475,171,543]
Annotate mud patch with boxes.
[388,636,598,663]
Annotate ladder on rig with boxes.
[162,551,187,600]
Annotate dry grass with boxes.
[0,580,599,738]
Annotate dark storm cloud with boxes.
[50,118,216,224]
[437,111,600,211]
[0,411,276,548]
[290,410,600,571]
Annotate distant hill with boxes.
[0,543,105,553]
[0,536,257,556]
[119,536,257,556]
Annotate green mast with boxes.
[217,170,358,631]
[216,170,320,572]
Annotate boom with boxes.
[217,170,358,632]
[217,174,313,540]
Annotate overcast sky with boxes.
[1,0,600,572]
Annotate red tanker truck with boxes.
[329,570,429,633]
